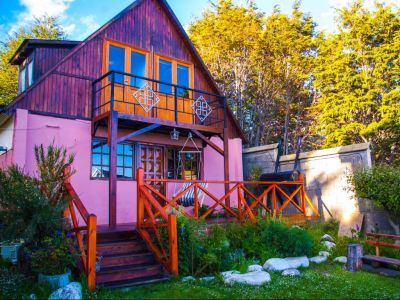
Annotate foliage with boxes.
[0,16,65,105]
[261,220,313,257]
[311,1,400,162]
[188,0,318,151]
[34,141,75,206]
[0,166,65,242]
[350,165,400,221]
[30,234,75,275]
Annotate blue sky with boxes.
[0,0,398,42]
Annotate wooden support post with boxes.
[137,168,144,228]
[237,185,243,222]
[375,237,381,256]
[347,243,363,272]
[272,185,277,215]
[299,174,306,214]
[194,184,199,219]
[223,128,230,209]
[108,110,118,226]
[87,214,97,291]
[168,214,178,275]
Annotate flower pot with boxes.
[38,270,71,289]
[1,243,21,265]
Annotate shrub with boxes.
[261,220,313,257]
[30,234,74,275]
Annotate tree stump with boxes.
[347,243,363,272]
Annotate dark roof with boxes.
[10,39,81,65]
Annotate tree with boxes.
[0,16,65,105]
[311,1,400,162]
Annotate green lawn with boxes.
[84,263,400,300]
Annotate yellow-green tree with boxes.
[0,16,65,105]
[312,1,400,162]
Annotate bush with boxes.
[30,234,75,275]
[261,220,313,257]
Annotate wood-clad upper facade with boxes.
[7,0,244,139]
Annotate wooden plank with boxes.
[108,110,118,226]
[192,129,224,155]
[366,240,400,250]
[87,214,97,291]
[363,255,400,266]
[366,233,400,240]
[168,214,178,275]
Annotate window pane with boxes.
[124,156,132,166]
[19,69,26,93]
[92,166,102,178]
[131,51,146,88]
[124,144,133,156]
[117,144,124,155]
[92,141,102,153]
[159,59,172,94]
[117,167,124,177]
[117,155,124,166]
[92,154,101,165]
[177,65,189,97]
[27,61,34,86]
[124,168,133,178]
[103,144,110,154]
[108,45,125,84]
[102,155,109,165]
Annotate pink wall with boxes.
[5,109,243,225]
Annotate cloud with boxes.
[75,15,100,40]
[8,0,75,35]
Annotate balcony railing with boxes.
[92,71,227,130]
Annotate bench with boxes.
[363,233,400,268]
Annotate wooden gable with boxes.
[7,0,244,140]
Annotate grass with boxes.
[83,263,400,300]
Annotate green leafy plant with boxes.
[30,234,74,275]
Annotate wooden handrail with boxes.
[366,232,400,256]
[366,233,400,240]
[64,164,97,291]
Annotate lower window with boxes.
[167,148,201,180]
[91,139,134,179]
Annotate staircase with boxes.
[95,228,171,289]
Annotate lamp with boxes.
[170,128,180,141]
[0,146,7,152]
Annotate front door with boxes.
[137,144,165,193]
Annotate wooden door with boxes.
[137,144,165,193]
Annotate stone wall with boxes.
[243,143,393,234]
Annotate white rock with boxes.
[247,264,264,272]
[321,234,335,243]
[48,282,82,300]
[263,256,309,272]
[309,255,328,264]
[221,270,271,286]
[319,251,330,257]
[181,276,195,282]
[199,276,215,282]
[334,256,347,264]
[282,269,300,277]
[322,241,336,250]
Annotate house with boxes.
[0,0,245,227]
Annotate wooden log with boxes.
[168,214,178,275]
[137,168,144,228]
[347,243,363,272]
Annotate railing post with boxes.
[299,174,306,214]
[272,184,277,216]
[174,86,178,124]
[237,184,243,222]
[168,214,178,275]
[137,168,144,228]
[87,214,97,291]
[194,184,199,219]
[110,72,115,112]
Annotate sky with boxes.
[0,0,399,42]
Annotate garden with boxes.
[0,144,400,299]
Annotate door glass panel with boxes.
[108,45,125,84]
[159,59,172,94]
[131,51,146,88]
[177,64,189,97]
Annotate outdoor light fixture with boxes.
[170,128,180,140]
[0,146,7,152]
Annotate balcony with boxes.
[92,71,227,134]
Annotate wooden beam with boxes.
[117,124,161,143]
[108,111,118,226]
[223,128,230,208]
[192,129,224,156]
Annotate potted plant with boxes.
[30,234,75,289]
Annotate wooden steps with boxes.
[95,228,171,288]
[362,255,400,267]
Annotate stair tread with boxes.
[101,251,153,259]
[97,273,172,289]
[98,262,162,274]
[97,240,145,246]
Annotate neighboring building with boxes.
[0,0,244,226]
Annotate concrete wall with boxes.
[0,109,243,225]
[243,143,393,234]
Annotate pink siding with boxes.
[5,109,243,225]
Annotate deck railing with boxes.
[92,71,227,129]
[136,168,319,274]
[64,165,97,291]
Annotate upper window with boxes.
[18,56,34,93]
[177,64,190,97]
[131,51,146,88]
[108,45,125,84]
[159,59,173,94]
[91,139,135,179]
